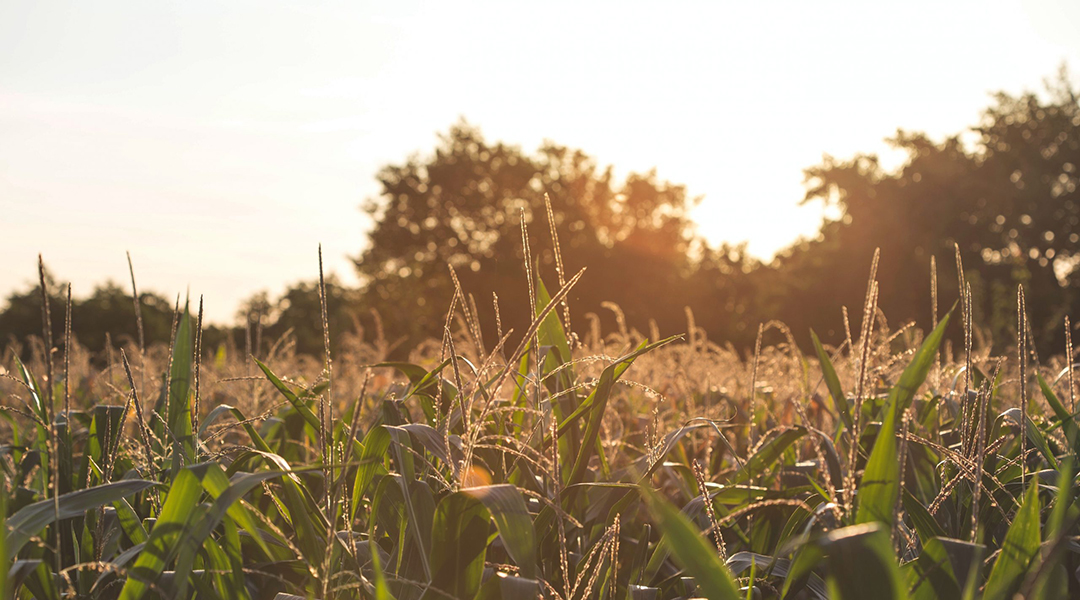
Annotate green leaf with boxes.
[901,489,945,545]
[810,329,852,431]
[983,480,1041,600]
[20,560,58,600]
[820,523,907,600]
[254,360,369,464]
[5,479,157,562]
[371,360,456,407]
[535,278,573,371]
[204,529,252,600]
[8,560,42,598]
[86,405,125,477]
[119,468,203,600]
[167,298,195,461]
[112,497,148,545]
[852,314,951,529]
[639,485,741,600]
[558,337,678,439]
[855,406,899,526]
[1035,374,1079,455]
[884,308,953,418]
[565,336,680,491]
[221,404,330,563]
[905,537,960,600]
[389,423,457,467]
[120,465,289,600]
[351,424,391,523]
[197,462,274,559]
[369,527,396,600]
[254,358,321,431]
[227,448,328,564]
[998,408,1059,470]
[370,475,433,582]
[464,484,537,579]
[429,492,489,599]
[12,354,47,428]
[372,361,431,383]
[931,538,984,600]
[172,468,289,599]
[732,426,807,485]
[382,430,434,579]
[780,542,825,599]
[477,573,540,600]
[12,356,49,462]
[725,552,828,598]
[1045,457,1074,542]
[1033,457,1076,600]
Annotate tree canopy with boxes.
[353,121,713,347]
[771,71,1080,351]
[0,273,176,362]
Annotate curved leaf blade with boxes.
[810,330,852,431]
[6,479,157,562]
[464,484,537,579]
[430,492,489,599]
[640,485,741,600]
[983,481,1041,600]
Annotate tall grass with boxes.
[0,241,1078,599]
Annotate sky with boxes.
[2,1,1079,324]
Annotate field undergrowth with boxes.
[1,245,1079,600]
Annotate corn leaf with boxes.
[640,485,741,600]
[167,299,195,462]
[884,308,953,418]
[855,406,899,526]
[732,426,807,485]
[810,329,852,431]
[6,479,157,562]
[464,484,537,579]
[429,492,489,599]
[820,523,907,600]
[983,481,1041,600]
[351,424,391,523]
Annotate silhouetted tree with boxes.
[355,120,702,347]
[257,278,361,358]
[776,70,1080,352]
[0,272,174,361]
[685,242,769,345]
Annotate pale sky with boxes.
[2,1,1079,324]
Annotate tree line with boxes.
[4,71,1079,360]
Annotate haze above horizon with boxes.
[2,0,1079,324]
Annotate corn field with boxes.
[1,248,1078,600]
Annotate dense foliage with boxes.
[352,71,1080,354]
[353,120,702,345]
[1,243,1079,599]
[775,71,1080,353]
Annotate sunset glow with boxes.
[2,0,1078,322]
